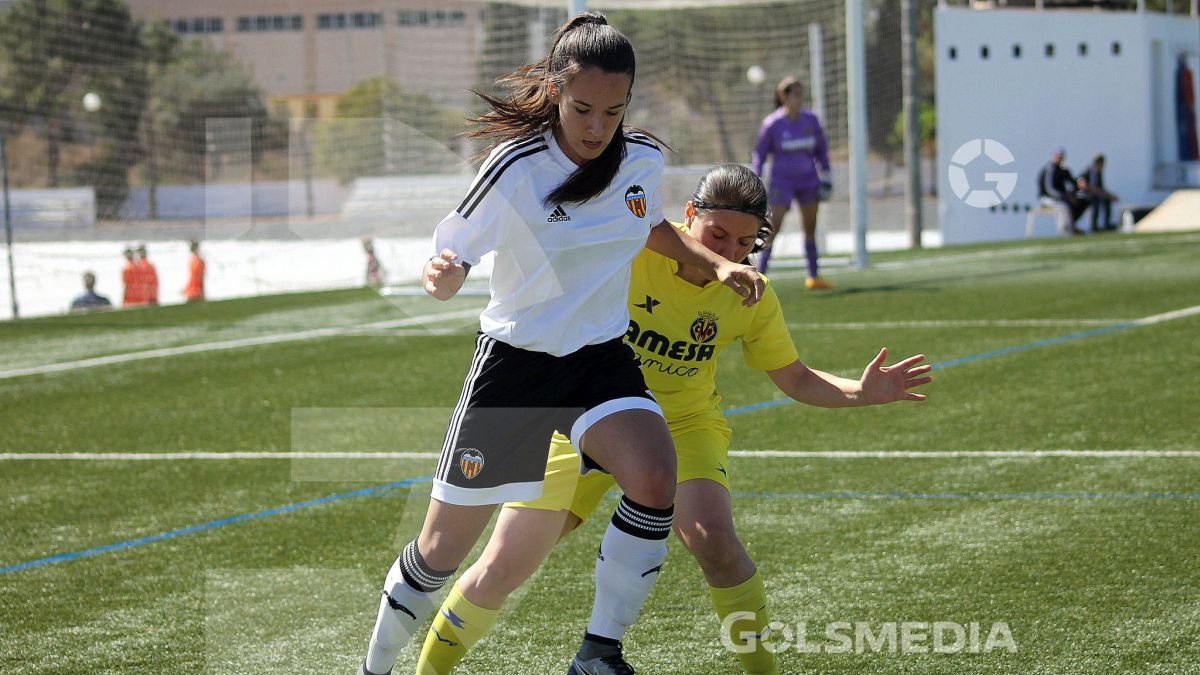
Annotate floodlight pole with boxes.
[847,0,869,268]
[1,130,18,319]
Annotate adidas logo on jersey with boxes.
[547,205,572,222]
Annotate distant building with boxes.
[935,3,1200,244]
[124,0,487,120]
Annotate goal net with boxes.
[0,0,914,316]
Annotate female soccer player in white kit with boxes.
[359,13,763,675]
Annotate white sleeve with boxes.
[431,153,518,266]
[647,182,664,225]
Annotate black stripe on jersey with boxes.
[624,132,662,154]
[456,137,547,217]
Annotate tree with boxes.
[0,0,146,190]
[316,78,460,183]
[146,38,275,184]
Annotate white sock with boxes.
[585,496,673,640]
[363,541,455,674]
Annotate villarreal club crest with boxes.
[624,185,647,218]
[689,310,719,344]
[458,448,485,480]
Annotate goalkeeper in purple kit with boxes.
[751,76,832,287]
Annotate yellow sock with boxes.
[415,583,499,675]
[708,570,778,675]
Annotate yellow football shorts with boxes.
[507,411,732,524]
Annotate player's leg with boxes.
[416,506,574,675]
[363,334,564,675]
[798,196,831,289]
[568,408,676,673]
[757,183,791,273]
[675,479,777,675]
[362,501,495,675]
[670,422,777,674]
[416,435,609,674]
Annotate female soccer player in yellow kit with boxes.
[416,163,932,675]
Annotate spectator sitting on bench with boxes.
[1037,146,1087,235]
[1081,153,1119,232]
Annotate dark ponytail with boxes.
[466,12,639,206]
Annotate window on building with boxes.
[291,15,303,30]
[1078,42,1088,56]
[1045,43,1055,57]
[350,12,381,28]
[980,45,989,60]
[237,16,251,32]
[948,46,957,60]
[318,13,349,29]
[255,15,269,31]
[1013,44,1021,58]
[174,17,225,34]
[1112,41,1121,55]
[399,8,464,27]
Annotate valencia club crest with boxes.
[458,448,485,480]
[625,185,647,218]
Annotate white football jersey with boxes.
[433,129,664,356]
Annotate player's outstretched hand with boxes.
[717,260,765,307]
[859,348,932,404]
[424,249,467,301]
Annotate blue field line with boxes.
[730,490,1200,501]
[0,477,430,576]
[0,318,1178,575]
[724,320,1138,417]
[931,322,1137,371]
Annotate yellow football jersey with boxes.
[624,225,799,420]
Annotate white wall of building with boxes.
[935,7,1200,245]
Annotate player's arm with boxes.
[423,249,468,301]
[646,220,764,306]
[766,347,931,408]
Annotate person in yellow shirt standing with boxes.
[415,163,932,675]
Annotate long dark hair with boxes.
[467,12,638,206]
[690,164,773,254]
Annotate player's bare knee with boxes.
[471,555,535,597]
[630,463,677,508]
[416,534,469,573]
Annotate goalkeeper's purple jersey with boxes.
[751,108,830,188]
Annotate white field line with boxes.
[728,450,1200,458]
[1133,304,1200,326]
[786,318,1120,330]
[768,232,1200,278]
[0,308,481,381]
[0,452,442,460]
[2,449,1197,461]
